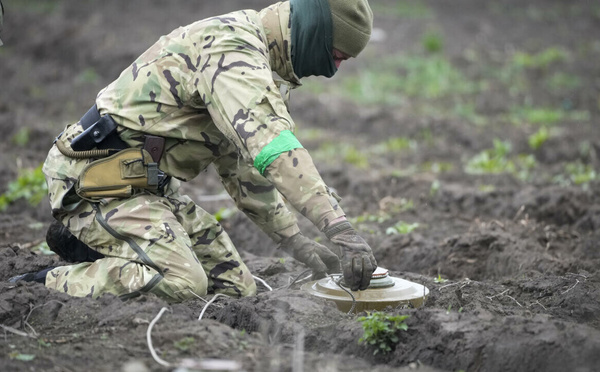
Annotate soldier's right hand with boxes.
[323,221,377,291]
[279,233,340,278]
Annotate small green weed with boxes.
[12,128,31,146]
[76,68,100,84]
[508,106,564,126]
[31,242,55,256]
[214,207,237,222]
[393,55,476,99]
[508,105,589,127]
[420,161,454,173]
[314,142,369,168]
[0,165,48,212]
[465,139,514,174]
[478,184,496,192]
[386,221,419,235]
[512,47,569,69]
[373,137,418,153]
[422,31,444,53]
[350,213,391,225]
[453,102,488,126]
[434,274,448,284]
[8,352,35,361]
[465,140,537,181]
[337,54,476,104]
[430,180,441,197]
[528,127,550,150]
[545,72,581,92]
[554,161,597,188]
[358,312,409,355]
[173,337,196,352]
[37,339,51,349]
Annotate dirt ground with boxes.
[1,0,599,371]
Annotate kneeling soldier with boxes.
[13,0,377,302]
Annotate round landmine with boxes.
[301,267,429,313]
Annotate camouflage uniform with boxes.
[43,2,345,302]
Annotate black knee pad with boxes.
[46,220,105,263]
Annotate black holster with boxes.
[70,104,129,151]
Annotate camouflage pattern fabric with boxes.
[42,1,344,301]
[44,123,256,301]
[95,1,345,231]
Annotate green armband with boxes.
[254,130,304,175]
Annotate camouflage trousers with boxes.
[43,128,256,302]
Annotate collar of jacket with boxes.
[260,2,301,88]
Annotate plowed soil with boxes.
[1,0,599,371]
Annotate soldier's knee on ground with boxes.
[154,268,209,302]
[241,280,257,297]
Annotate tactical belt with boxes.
[59,104,166,163]
[56,104,170,199]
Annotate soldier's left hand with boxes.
[279,233,340,278]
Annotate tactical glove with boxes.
[279,233,340,278]
[324,221,377,291]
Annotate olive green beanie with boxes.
[328,0,373,57]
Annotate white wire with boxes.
[253,275,273,291]
[198,293,227,320]
[196,276,271,321]
[147,307,172,367]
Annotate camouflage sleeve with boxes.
[213,153,300,243]
[195,16,344,231]
[194,32,294,161]
[264,148,346,231]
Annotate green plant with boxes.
[545,72,581,92]
[76,68,100,84]
[8,352,35,361]
[465,139,514,174]
[173,337,196,352]
[422,31,443,53]
[434,274,448,284]
[12,128,31,146]
[512,47,569,69]
[514,154,537,181]
[453,102,488,126]
[420,161,454,173]
[350,213,390,225]
[528,127,550,150]
[37,339,51,348]
[552,161,597,189]
[465,140,538,181]
[214,207,237,222]
[0,165,48,211]
[430,180,441,197]
[313,142,369,168]
[478,184,496,192]
[31,242,55,256]
[386,221,419,235]
[565,162,597,185]
[358,312,409,355]
[374,137,418,153]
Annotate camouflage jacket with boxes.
[95,2,345,241]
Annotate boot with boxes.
[46,220,104,263]
[8,267,55,285]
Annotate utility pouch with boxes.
[76,148,159,200]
